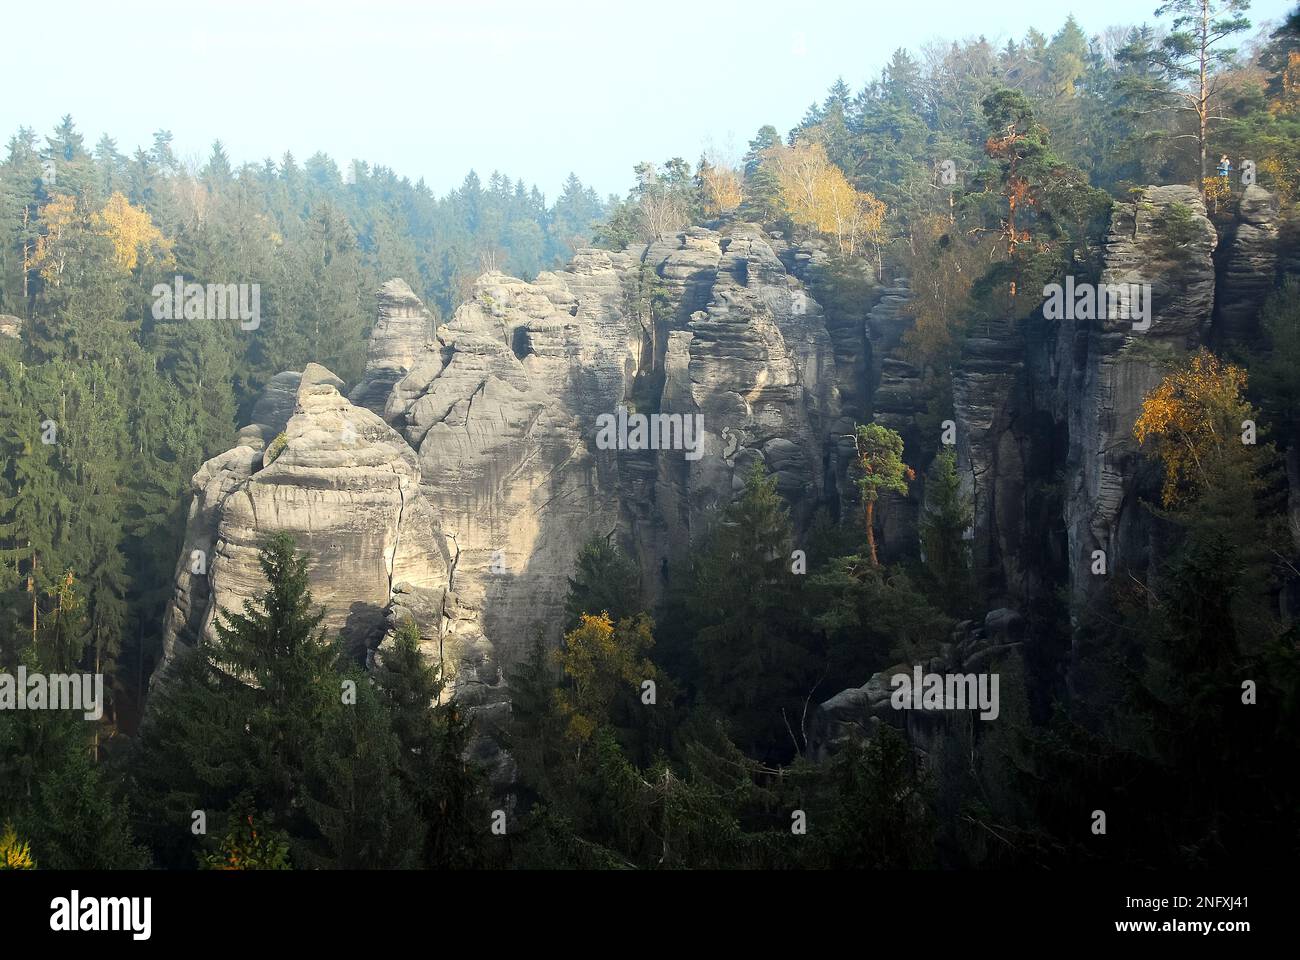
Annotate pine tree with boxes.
[301,665,424,869]
[44,115,96,201]
[740,125,785,224]
[800,724,935,869]
[851,423,914,566]
[0,586,148,869]
[0,128,43,312]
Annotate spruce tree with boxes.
[206,533,340,832]
[920,448,973,616]
[374,621,490,868]
[564,536,641,630]
[687,463,813,760]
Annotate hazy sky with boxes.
[4,0,1294,199]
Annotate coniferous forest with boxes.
[1,2,1298,914]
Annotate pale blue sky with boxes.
[4,0,1294,199]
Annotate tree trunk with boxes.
[1199,0,1209,188]
[865,499,878,566]
[29,550,37,647]
[93,643,101,763]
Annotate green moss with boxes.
[1119,337,1179,367]
[265,432,288,465]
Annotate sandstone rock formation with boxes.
[816,184,1252,762]
[1063,185,1217,607]
[808,608,1027,762]
[158,363,450,676]
[154,187,1287,787]
[350,278,437,417]
[156,224,859,710]
[1215,184,1280,347]
[953,335,1027,602]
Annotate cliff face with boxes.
[350,278,437,417]
[155,188,1288,759]
[1062,185,1218,610]
[154,223,860,704]
[158,364,448,673]
[811,184,1288,751]
[1215,185,1281,348]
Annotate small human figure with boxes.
[1217,154,1232,178]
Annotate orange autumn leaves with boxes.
[1134,350,1256,508]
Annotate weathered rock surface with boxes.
[350,278,437,418]
[385,262,629,668]
[809,608,1027,761]
[1215,185,1280,347]
[814,184,1292,771]
[0,315,21,340]
[954,336,1027,604]
[236,370,304,447]
[1064,185,1217,607]
[949,186,1219,610]
[157,364,450,677]
[865,282,923,559]
[157,186,1290,789]
[157,225,852,706]
[157,445,262,672]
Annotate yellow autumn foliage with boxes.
[1259,156,1299,204]
[33,192,172,284]
[1202,175,1232,215]
[1270,49,1300,116]
[553,611,656,743]
[1133,350,1253,507]
[93,192,173,272]
[700,164,743,217]
[761,140,885,257]
[32,193,82,284]
[900,215,996,366]
[0,821,35,870]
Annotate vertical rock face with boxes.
[954,336,1027,604]
[814,185,1276,764]
[158,185,1281,781]
[950,186,1221,610]
[787,241,875,431]
[350,278,437,417]
[1064,185,1217,608]
[385,260,632,670]
[864,281,924,560]
[1215,185,1280,348]
[155,224,851,708]
[384,225,840,659]
[670,226,838,526]
[156,364,449,680]
[157,446,262,673]
[236,370,302,446]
